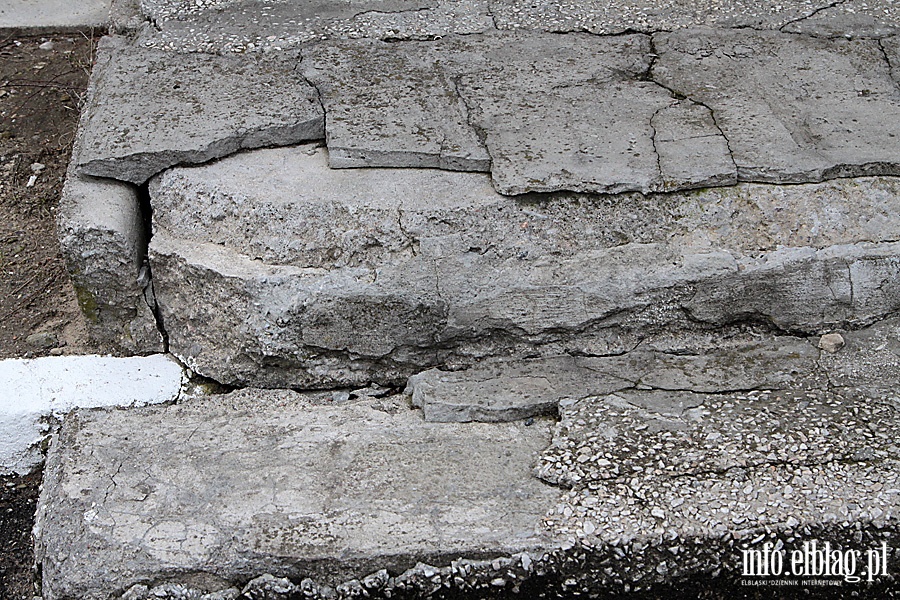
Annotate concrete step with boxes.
[41,0,900,597]
[34,320,900,599]
[145,144,900,388]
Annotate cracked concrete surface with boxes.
[79,27,900,196]
[74,36,323,184]
[43,0,900,597]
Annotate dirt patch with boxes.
[0,30,99,599]
[0,31,99,360]
[0,468,41,600]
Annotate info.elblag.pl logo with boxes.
[741,540,890,585]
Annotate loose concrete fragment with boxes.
[34,389,557,600]
[818,332,845,353]
[75,35,323,184]
[0,354,183,475]
[406,334,821,423]
[58,172,163,354]
[653,28,900,184]
[406,337,818,422]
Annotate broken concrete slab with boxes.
[652,28,900,184]
[0,354,183,476]
[34,389,557,600]
[137,0,493,53]
[302,40,490,171]
[303,31,724,194]
[147,146,900,387]
[405,333,822,423]
[74,35,323,184]
[302,28,899,194]
[58,171,164,354]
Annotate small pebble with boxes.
[39,40,55,51]
[25,331,58,350]
[818,332,845,353]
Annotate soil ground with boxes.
[0,30,98,599]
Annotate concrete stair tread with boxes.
[144,143,900,388]
[35,338,900,598]
[35,389,556,600]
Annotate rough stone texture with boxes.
[302,31,734,194]
[0,354,183,475]
[58,171,164,354]
[783,0,900,38]
[130,0,899,52]
[109,0,146,34]
[406,333,821,423]
[34,389,557,600]
[302,40,490,171]
[532,319,900,589]
[74,35,323,184]
[148,146,900,387]
[490,0,864,35]
[538,387,899,486]
[652,28,900,184]
[137,0,493,53]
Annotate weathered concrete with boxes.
[34,333,900,598]
[58,170,164,354]
[538,387,900,486]
[148,146,900,388]
[300,28,900,194]
[0,354,183,476]
[653,28,900,184]
[130,0,899,52]
[74,35,323,184]
[137,0,493,53]
[406,333,822,423]
[301,31,732,194]
[302,40,490,171]
[34,389,557,600]
[782,0,900,38]
[491,0,894,35]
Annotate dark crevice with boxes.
[878,38,900,92]
[778,0,850,32]
[135,182,169,352]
